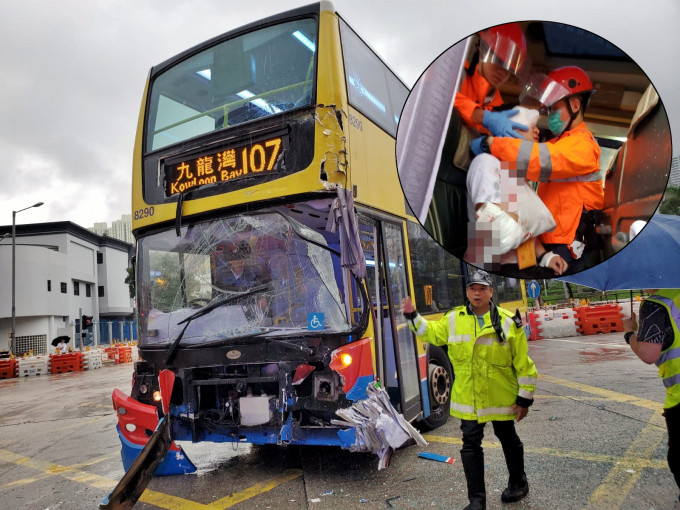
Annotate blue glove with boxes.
[482,109,527,138]
[470,136,485,156]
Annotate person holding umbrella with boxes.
[52,336,70,354]
[623,289,680,506]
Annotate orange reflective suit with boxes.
[455,63,504,134]
[489,121,602,245]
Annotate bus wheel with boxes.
[418,346,453,431]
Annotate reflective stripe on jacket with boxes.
[489,122,602,245]
[409,305,538,423]
[646,290,680,409]
[455,63,503,134]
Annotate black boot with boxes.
[461,450,486,510]
[494,421,529,503]
[501,482,529,503]
[500,440,528,503]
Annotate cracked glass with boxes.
[137,210,354,346]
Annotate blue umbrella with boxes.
[559,214,680,291]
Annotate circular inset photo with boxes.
[396,21,671,279]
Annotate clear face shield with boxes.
[519,73,572,111]
[478,34,531,85]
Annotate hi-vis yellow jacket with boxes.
[409,305,537,423]
[645,290,680,409]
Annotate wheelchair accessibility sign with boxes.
[308,313,325,331]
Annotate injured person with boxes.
[465,106,568,277]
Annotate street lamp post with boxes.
[11,202,44,354]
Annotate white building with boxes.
[670,155,680,187]
[0,221,134,355]
[88,214,134,244]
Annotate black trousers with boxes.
[665,402,680,494]
[460,419,527,504]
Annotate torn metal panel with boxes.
[315,104,348,178]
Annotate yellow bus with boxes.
[103,2,527,505]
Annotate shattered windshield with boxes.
[137,211,355,346]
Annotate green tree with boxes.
[125,265,135,299]
[659,186,680,215]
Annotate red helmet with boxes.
[547,66,594,98]
[520,66,595,108]
[479,23,530,81]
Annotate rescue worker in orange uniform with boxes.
[455,22,531,138]
[470,66,602,273]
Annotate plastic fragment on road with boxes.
[333,382,427,470]
[418,452,454,464]
[386,495,401,508]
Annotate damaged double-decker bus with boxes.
[101,2,493,506]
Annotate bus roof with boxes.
[151,2,335,77]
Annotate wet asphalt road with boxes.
[0,333,678,510]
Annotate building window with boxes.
[86,283,91,297]
[47,280,51,292]
[98,285,105,297]
[97,252,103,264]
[74,281,80,296]
[60,282,67,294]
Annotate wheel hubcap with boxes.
[428,364,450,405]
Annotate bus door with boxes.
[360,215,422,421]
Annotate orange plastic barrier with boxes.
[102,346,117,362]
[0,359,18,379]
[49,352,85,374]
[574,304,624,335]
[115,345,133,364]
[527,312,543,341]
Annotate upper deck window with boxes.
[146,18,317,152]
[338,19,408,137]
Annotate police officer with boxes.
[623,289,680,506]
[401,269,537,509]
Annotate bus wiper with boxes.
[165,284,271,365]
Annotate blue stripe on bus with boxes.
[421,378,431,418]
[345,374,376,401]
[116,425,197,476]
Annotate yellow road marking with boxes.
[3,451,119,488]
[0,448,116,491]
[139,488,208,510]
[534,395,606,401]
[423,435,667,470]
[585,411,667,509]
[206,469,303,509]
[0,446,302,509]
[539,374,664,412]
[539,374,668,509]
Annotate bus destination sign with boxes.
[165,136,283,196]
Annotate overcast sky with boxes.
[2,0,678,229]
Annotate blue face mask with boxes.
[548,111,567,135]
